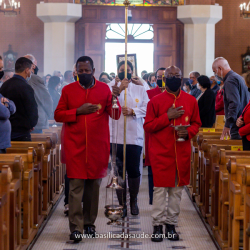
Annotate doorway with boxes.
[105,23,154,76]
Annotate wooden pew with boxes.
[195,139,242,209]
[48,120,62,127]
[215,115,225,129]
[243,166,250,250]
[0,165,12,250]
[227,157,250,250]
[0,150,36,247]
[7,141,53,216]
[0,157,22,250]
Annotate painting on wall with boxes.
[116,54,138,77]
[242,46,250,73]
[3,45,17,70]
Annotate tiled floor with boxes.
[32,169,217,250]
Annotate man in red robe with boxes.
[54,56,121,242]
[144,66,201,242]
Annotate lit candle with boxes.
[4,3,6,8]
[0,0,2,6]
[14,2,17,8]
[18,1,20,8]
[240,4,243,10]
[244,2,246,9]
[12,0,14,6]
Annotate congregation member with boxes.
[54,56,121,242]
[212,57,250,140]
[210,76,220,95]
[99,71,111,81]
[183,80,191,94]
[61,70,73,90]
[100,77,110,84]
[0,78,16,153]
[215,80,225,115]
[144,65,201,242]
[141,70,147,78]
[0,56,3,87]
[148,72,156,88]
[48,76,61,118]
[109,60,149,217]
[197,75,216,128]
[44,74,51,88]
[189,71,201,98]
[1,70,14,86]
[0,57,38,141]
[25,54,53,133]
[244,71,250,92]
[110,72,115,79]
[155,67,166,87]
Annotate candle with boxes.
[0,0,2,6]
[240,4,243,10]
[14,2,17,8]
[18,1,20,8]
[4,3,6,8]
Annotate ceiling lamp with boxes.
[0,0,20,15]
[240,2,250,18]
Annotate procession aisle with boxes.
[31,168,217,250]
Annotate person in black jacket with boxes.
[0,57,38,141]
[197,75,216,128]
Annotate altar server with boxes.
[144,66,201,242]
[54,56,121,242]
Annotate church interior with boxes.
[0,0,250,250]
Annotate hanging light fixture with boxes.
[240,2,250,18]
[0,0,20,15]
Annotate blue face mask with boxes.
[217,80,221,85]
[151,82,157,88]
[189,79,194,85]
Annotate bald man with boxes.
[144,66,201,242]
[212,57,250,140]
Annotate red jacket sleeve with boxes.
[239,123,250,137]
[105,90,121,120]
[187,99,202,139]
[144,100,170,133]
[215,91,224,112]
[54,88,77,123]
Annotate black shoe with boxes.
[70,230,82,242]
[165,224,179,241]
[151,225,163,242]
[128,176,140,215]
[84,226,96,238]
[122,205,127,218]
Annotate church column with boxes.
[177,5,222,78]
[36,3,82,75]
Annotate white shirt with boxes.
[108,79,149,147]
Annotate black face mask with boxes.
[74,75,77,82]
[78,73,93,87]
[165,77,182,92]
[118,71,132,81]
[157,79,162,88]
[0,71,4,80]
[34,66,39,75]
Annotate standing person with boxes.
[0,56,4,87]
[109,60,149,217]
[25,54,53,133]
[183,80,192,94]
[0,57,38,141]
[110,72,115,80]
[210,76,220,95]
[141,70,147,78]
[54,56,121,242]
[0,94,16,154]
[60,70,73,90]
[212,57,250,140]
[215,80,225,115]
[1,70,14,86]
[197,75,216,128]
[189,71,201,98]
[155,67,166,87]
[44,74,51,89]
[144,66,201,242]
[48,76,61,119]
[148,72,156,88]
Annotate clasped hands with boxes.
[167,105,188,139]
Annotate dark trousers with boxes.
[68,178,102,233]
[243,136,250,151]
[0,149,6,154]
[31,129,43,134]
[148,166,154,205]
[111,144,142,179]
[11,134,31,141]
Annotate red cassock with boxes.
[144,90,201,187]
[145,86,162,166]
[54,79,121,179]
